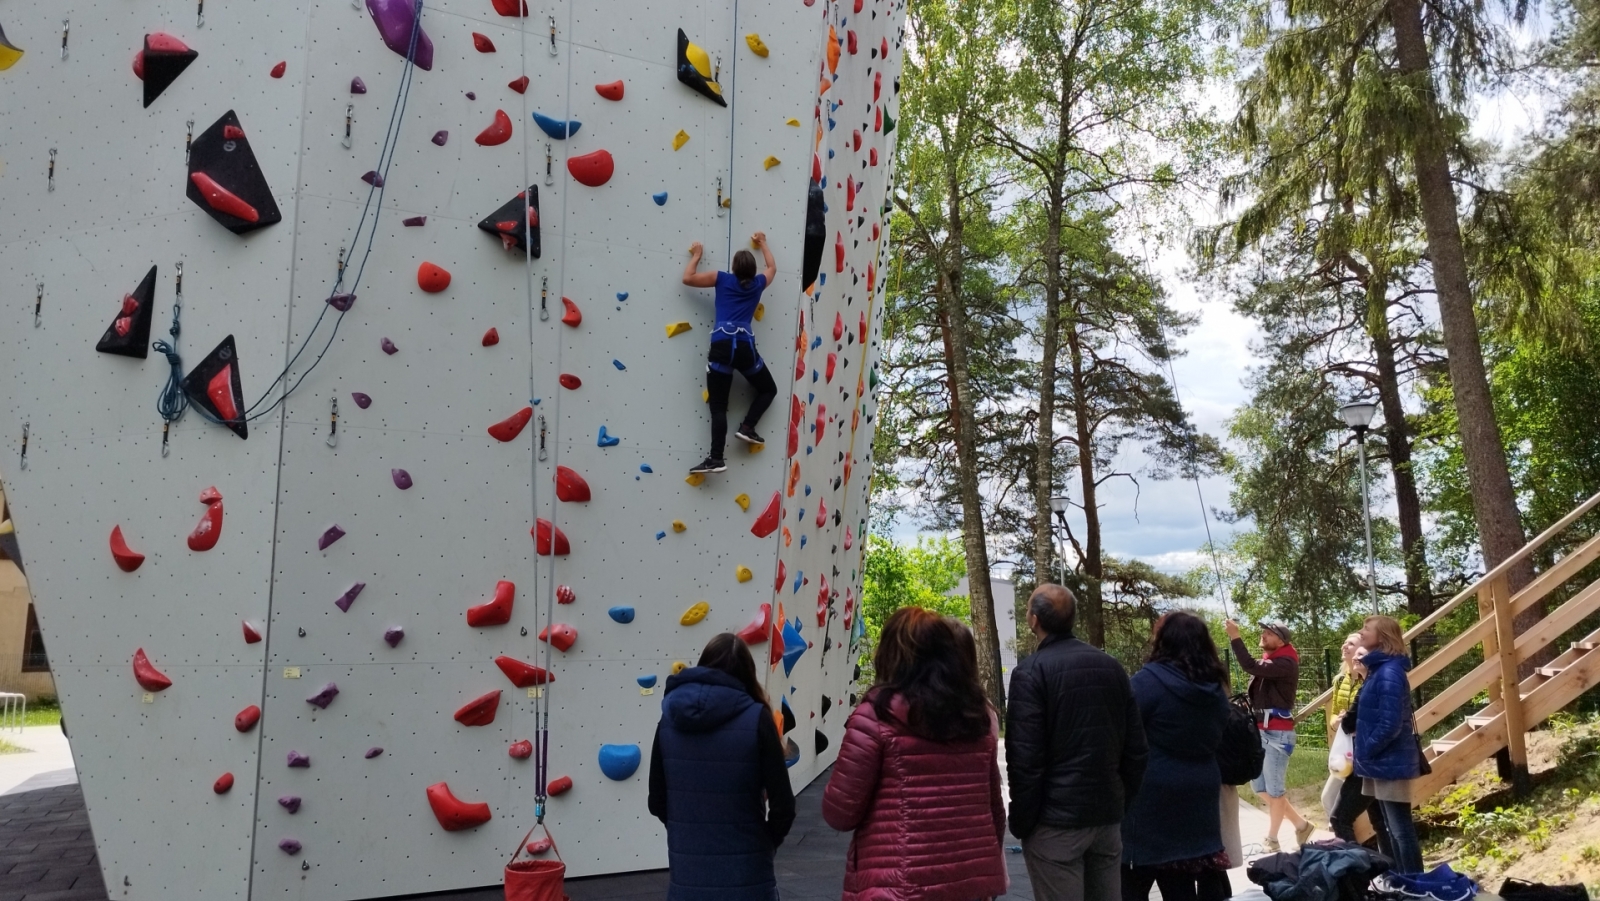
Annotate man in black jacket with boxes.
[1006,584,1148,901]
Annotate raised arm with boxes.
[681,241,717,288]
[752,232,777,283]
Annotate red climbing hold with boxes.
[214,773,234,794]
[475,109,513,146]
[472,32,495,52]
[875,106,883,134]
[833,312,845,341]
[223,124,246,141]
[875,71,883,102]
[132,648,172,692]
[738,603,772,645]
[547,775,573,796]
[751,491,782,538]
[557,584,576,604]
[270,61,286,78]
[559,374,581,390]
[508,739,533,759]
[495,655,553,687]
[533,519,571,556]
[555,466,591,502]
[567,149,615,187]
[417,261,452,293]
[847,177,857,211]
[189,487,224,552]
[190,172,261,223]
[835,233,845,273]
[794,346,807,381]
[815,403,827,441]
[775,559,786,594]
[826,352,837,383]
[243,621,262,644]
[812,154,823,183]
[508,75,529,94]
[595,80,624,100]
[527,837,553,854]
[818,576,829,626]
[425,782,493,831]
[207,365,240,421]
[488,407,533,442]
[236,704,262,732]
[868,261,877,293]
[871,147,879,167]
[538,623,577,652]
[482,328,499,346]
[454,690,502,726]
[881,36,890,59]
[560,296,582,327]
[788,460,801,498]
[860,312,868,343]
[788,395,803,457]
[466,580,515,627]
[490,0,530,15]
[816,498,828,529]
[847,30,858,55]
[109,525,145,572]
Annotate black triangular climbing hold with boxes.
[476,185,541,257]
[96,265,157,359]
[181,334,248,439]
[821,695,833,719]
[677,29,727,107]
[780,696,796,735]
[815,729,829,754]
[142,34,197,108]
[186,110,282,235]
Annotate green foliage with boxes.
[858,535,971,685]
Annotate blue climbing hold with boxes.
[808,393,815,403]
[811,337,823,349]
[828,149,835,158]
[798,508,805,522]
[531,112,581,139]
[656,531,667,540]
[793,571,803,593]
[598,425,620,447]
[653,192,668,206]
[783,736,800,768]
[598,744,642,780]
[532,397,542,405]
[806,447,813,455]
[800,535,808,548]
[616,292,629,302]
[781,620,806,676]
[640,464,653,473]
[637,674,657,689]
[608,606,636,624]
[613,359,626,370]
[804,485,811,496]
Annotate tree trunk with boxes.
[1066,317,1105,647]
[1369,298,1433,616]
[938,163,1006,709]
[1032,202,1064,592]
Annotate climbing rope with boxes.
[153,263,188,457]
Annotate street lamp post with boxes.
[1338,401,1381,615]
[1048,495,1070,586]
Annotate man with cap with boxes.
[1225,618,1312,852]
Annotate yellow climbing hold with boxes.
[734,493,751,512]
[684,39,713,78]
[666,321,692,338]
[0,27,22,71]
[785,118,801,127]
[681,602,710,626]
[673,129,690,151]
[745,34,769,57]
[764,156,781,170]
[672,520,687,533]
[754,303,765,321]
[685,472,706,487]
[672,660,689,675]
[702,388,710,403]
[736,565,753,583]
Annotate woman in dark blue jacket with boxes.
[1350,615,1424,874]
[648,633,795,901]
[1122,611,1232,901]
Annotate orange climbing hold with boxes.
[466,580,515,627]
[538,623,577,652]
[826,25,840,74]
[417,261,452,293]
[475,109,513,146]
[132,648,172,692]
[555,466,591,502]
[425,782,493,831]
[595,80,624,100]
[495,655,554,687]
[567,149,615,187]
[454,690,502,726]
[788,460,801,497]
[560,296,582,326]
[487,407,533,442]
[189,487,224,552]
[751,491,781,538]
[110,525,145,572]
[533,519,570,556]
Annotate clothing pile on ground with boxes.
[1245,840,1491,901]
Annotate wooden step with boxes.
[1537,665,1567,678]
[1574,641,1599,651]
[1466,712,1498,729]
[1432,739,1461,753]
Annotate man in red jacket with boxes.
[1226,619,1313,853]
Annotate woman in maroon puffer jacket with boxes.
[822,608,1008,901]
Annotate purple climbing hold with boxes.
[402,216,425,227]
[392,468,413,490]
[287,750,310,768]
[365,747,384,759]
[306,682,340,708]
[327,293,356,311]
[381,337,399,354]
[352,393,372,409]
[432,130,448,146]
[465,91,476,100]
[278,795,302,813]
[351,77,368,94]
[279,838,302,855]
[333,582,365,612]
[365,0,434,70]
[384,626,404,647]
[361,170,385,187]
[318,524,346,551]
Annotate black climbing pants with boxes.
[706,338,777,458]
[1329,774,1391,856]
[1121,865,1232,901]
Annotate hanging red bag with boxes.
[505,823,567,901]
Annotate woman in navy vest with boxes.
[648,632,795,901]
[682,233,780,475]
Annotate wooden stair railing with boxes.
[1293,489,1600,805]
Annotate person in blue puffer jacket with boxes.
[1349,615,1424,874]
[648,633,796,901]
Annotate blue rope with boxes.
[153,300,187,423]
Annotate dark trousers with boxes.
[1374,797,1423,874]
[1121,865,1231,901]
[706,339,777,458]
[1329,774,1391,855]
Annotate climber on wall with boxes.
[683,233,779,475]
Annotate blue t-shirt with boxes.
[712,271,767,336]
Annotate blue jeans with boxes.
[1376,798,1423,873]
[1251,729,1295,797]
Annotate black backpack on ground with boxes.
[1217,692,1265,785]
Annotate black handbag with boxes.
[1218,692,1265,785]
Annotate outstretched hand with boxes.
[751,231,766,248]
[1224,619,1241,641]
[688,241,704,257]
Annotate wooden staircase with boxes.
[1297,490,1600,804]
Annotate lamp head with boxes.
[1048,495,1069,515]
[1338,401,1379,432]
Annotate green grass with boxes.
[14,696,61,728]
[0,737,24,754]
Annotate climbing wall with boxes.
[0,0,902,898]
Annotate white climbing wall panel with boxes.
[0,0,903,897]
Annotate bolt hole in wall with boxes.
[0,0,903,897]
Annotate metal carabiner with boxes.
[326,397,340,448]
[342,105,354,149]
[539,277,550,321]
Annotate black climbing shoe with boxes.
[734,427,765,445]
[690,457,727,474]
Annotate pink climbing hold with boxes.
[243,621,262,644]
[318,524,346,551]
[382,337,400,354]
[287,750,310,767]
[367,0,435,69]
[351,392,372,409]
[475,109,513,146]
[737,603,772,645]
[555,466,591,503]
[417,261,452,293]
[110,525,145,572]
[333,582,365,612]
[453,690,502,726]
[533,519,571,556]
[384,626,405,647]
[816,498,827,529]
[305,682,340,709]
[508,75,529,94]
[270,61,286,78]
[559,374,581,390]
[818,575,830,627]
[751,491,782,539]
[482,327,500,346]
[466,580,515,627]
[538,623,577,652]
[472,32,496,52]
[488,407,533,442]
[560,296,582,326]
[494,655,554,687]
[391,469,413,490]
[431,131,448,146]
[595,80,624,100]
[351,76,368,94]
[567,149,615,187]
[844,525,855,551]
[132,648,172,692]
[235,705,261,732]
[425,782,492,831]
[556,584,576,604]
[508,739,533,759]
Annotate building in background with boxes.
[954,575,1018,692]
[0,480,53,701]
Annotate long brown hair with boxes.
[1145,611,1228,687]
[872,608,990,743]
[698,632,768,707]
[1363,616,1408,657]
